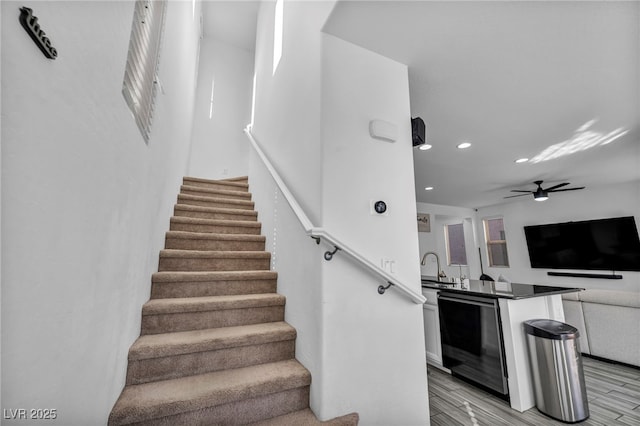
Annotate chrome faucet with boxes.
[421,251,443,282]
[457,264,466,282]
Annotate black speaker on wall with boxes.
[411,117,426,147]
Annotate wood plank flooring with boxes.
[428,356,640,425]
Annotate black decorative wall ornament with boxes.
[19,7,57,59]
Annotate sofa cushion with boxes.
[561,292,581,302]
[582,302,640,367]
[562,289,640,308]
[562,289,640,367]
[579,289,640,308]
[561,299,590,354]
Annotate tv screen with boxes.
[524,216,640,272]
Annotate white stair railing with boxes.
[244,126,426,304]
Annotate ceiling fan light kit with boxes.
[506,180,585,201]
[534,191,549,201]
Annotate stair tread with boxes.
[129,322,296,361]
[159,249,271,258]
[170,216,261,227]
[109,359,310,425]
[174,204,257,216]
[220,175,249,182]
[183,176,249,190]
[166,230,265,241]
[177,193,254,205]
[152,270,278,282]
[250,409,360,426]
[181,185,252,198]
[142,293,285,315]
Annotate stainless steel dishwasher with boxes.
[438,292,509,399]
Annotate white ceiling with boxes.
[204,1,639,209]
[202,1,259,51]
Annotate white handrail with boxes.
[244,126,426,304]
[243,126,314,232]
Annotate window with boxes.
[484,218,510,267]
[122,0,167,143]
[445,223,468,265]
[272,0,284,75]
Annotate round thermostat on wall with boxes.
[374,200,387,214]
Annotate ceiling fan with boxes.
[505,180,585,201]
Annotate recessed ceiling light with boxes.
[515,158,529,163]
[419,144,433,151]
[457,142,472,149]
[425,186,434,191]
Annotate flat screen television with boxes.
[524,216,640,272]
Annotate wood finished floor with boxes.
[428,356,640,425]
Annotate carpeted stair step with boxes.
[170,216,261,235]
[180,184,253,201]
[165,231,266,251]
[141,293,285,334]
[158,249,270,272]
[221,175,249,183]
[109,176,360,425]
[177,193,255,210]
[151,271,278,299]
[126,322,296,385]
[108,359,311,426]
[183,176,249,192]
[173,204,258,221]
[250,408,360,426]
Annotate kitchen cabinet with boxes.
[422,278,580,412]
[421,288,442,366]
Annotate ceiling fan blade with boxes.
[504,193,532,198]
[548,187,585,192]
[544,182,571,191]
[510,190,533,193]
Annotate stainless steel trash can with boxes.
[524,319,589,423]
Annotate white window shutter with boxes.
[122,0,167,143]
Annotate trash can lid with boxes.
[523,319,579,340]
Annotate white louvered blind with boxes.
[122,0,167,144]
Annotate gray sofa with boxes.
[562,289,640,367]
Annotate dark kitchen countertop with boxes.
[421,276,583,300]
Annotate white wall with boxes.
[416,202,482,281]
[476,181,640,292]
[0,3,3,412]
[319,34,429,425]
[247,143,326,412]
[1,1,201,424]
[188,37,253,180]
[250,0,335,418]
[251,2,429,424]
[251,0,335,225]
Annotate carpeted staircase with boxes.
[109,177,358,425]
